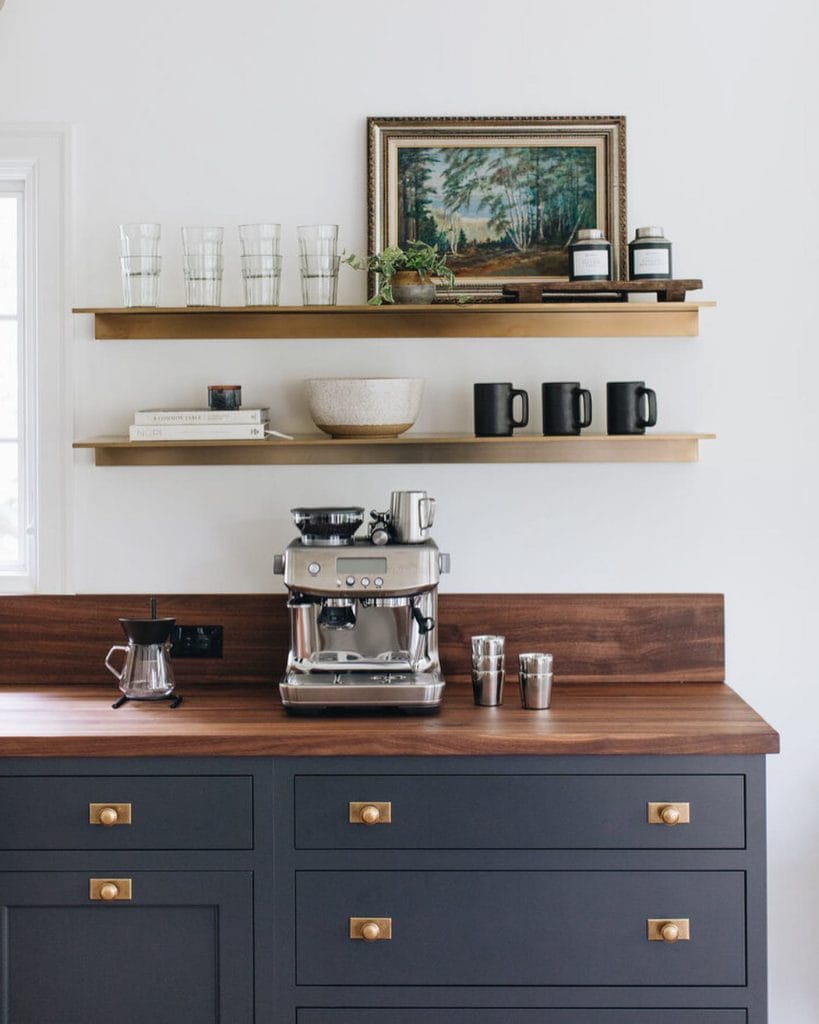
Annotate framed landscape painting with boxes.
[368,115,627,299]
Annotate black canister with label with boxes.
[628,226,673,280]
[568,228,612,281]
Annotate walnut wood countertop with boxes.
[0,683,779,757]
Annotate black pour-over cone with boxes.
[119,617,176,645]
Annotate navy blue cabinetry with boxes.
[0,754,768,1023]
[0,758,269,1024]
[276,755,768,1024]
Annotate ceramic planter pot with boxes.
[390,271,436,304]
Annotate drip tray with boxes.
[280,671,445,709]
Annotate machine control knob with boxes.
[361,577,370,587]
[374,577,384,587]
[346,576,355,586]
[308,562,321,576]
[438,553,451,574]
[272,554,285,575]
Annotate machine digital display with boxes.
[336,557,388,574]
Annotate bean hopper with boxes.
[273,499,450,710]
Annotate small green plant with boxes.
[343,240,456,304]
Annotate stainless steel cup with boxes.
[471,634,505,658]
[390,490,436,543]
[518,652,553,709]
[472,667,504,706]
[472,654,505,673]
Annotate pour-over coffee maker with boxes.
[105,617,177,703]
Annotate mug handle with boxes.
[511,388,529,429]
[639,387,658,428]
[575,388,593,429]
[105,645,129,682]
[419,496,436,531]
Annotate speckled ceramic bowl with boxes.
[306,377,424,438]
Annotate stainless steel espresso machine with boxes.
[273,493,450,710]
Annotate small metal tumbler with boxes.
[518,652,554,709]
[471,635,505,706]
[472,667,504,707]
[471,635,505,658]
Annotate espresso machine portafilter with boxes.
[273,496,450,710]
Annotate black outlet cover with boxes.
[170,624,223,659]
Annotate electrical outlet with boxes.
[170,625,223,659]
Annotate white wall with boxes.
[1,0,817,1016]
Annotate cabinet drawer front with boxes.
[298,1013,747,1024]
[0,775,253,849]
[295,774,744,849]
[296,870,746,987]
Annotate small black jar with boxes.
[568,228,612,281]
[628,226,673,280]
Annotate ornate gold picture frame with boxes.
[368,115,627,300]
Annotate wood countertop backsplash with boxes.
[0,593,724,688]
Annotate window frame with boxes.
[0,127,70,593]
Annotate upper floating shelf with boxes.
[72,302,714,340]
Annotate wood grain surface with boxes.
[72,303,713,340]
[0,594,724,687]
[73,434,714,467]
[0,683,779,756]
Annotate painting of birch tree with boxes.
[396,145,597,277]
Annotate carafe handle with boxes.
[104,645,129,682]
[419,496,436,531]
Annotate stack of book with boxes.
[129,407,270,441]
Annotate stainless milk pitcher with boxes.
[389,490,436,543]
[105,617,176,700]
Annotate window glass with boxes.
[0,319,18,436]
[0,193,21,571]
[0,196,16,316]
[0,442,18,563]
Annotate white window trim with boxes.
[0,127,71,593]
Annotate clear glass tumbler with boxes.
[181,225,224,255]
[239,223,281,256]
[299,254,339,305]
[119,223,160,257]
[297,224,338,258]
[120,256,161,307]
[241,254,282,306]
[182,227,224,306]
[184,254,224,306]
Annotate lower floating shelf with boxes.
[73,433,715,466]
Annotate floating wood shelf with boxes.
[73,433,715,467]
[72,302,714,340]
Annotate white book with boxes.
[133,407,270,425]
[129,422,269,442]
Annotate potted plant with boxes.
[343,240,456,304]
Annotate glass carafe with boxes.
[105,618,176,699]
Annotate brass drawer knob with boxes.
[647,802,690,826]
[89,803,132,826]
[89,878,133,902]
[348,801,392,825]
[361,805,381,825]
[349,917,392,941]
[647,918,690,942]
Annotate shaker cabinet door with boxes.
[0,871,253,1024]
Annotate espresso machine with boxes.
[273,493,450,710]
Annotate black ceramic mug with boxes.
[606,381,658,435]
[473,383,529,437]
[541,382,592,436]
